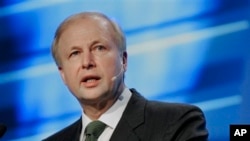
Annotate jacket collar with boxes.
[110,88,146,141]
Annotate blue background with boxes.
[0,0,250,140]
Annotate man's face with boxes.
[57,18,127,104]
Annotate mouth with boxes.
[81,75,101,87]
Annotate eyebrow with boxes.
[68,40,102,51]
[69,46,82,51]
[89,40,101,47]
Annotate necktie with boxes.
[84,121,106,141]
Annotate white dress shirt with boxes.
[80,88,132,141]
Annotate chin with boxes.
[78,90,100,99]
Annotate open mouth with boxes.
[81,76,101,87]
[82,76,101,82]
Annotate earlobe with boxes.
[122,51,128,71]
[58,67,67,85]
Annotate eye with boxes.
[94,45,106,52]
[69,50,80,58]
[92,45,108,56]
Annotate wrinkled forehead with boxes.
[64,15,114,35]
[59,15,117,44]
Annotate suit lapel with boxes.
[67,118,82,141]
[110,89,146,141]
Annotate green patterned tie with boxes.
[84,121,106,141]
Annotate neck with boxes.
[84,98,116,120]
[82,85,125,120]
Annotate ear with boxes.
[122,51,128,71]
[58,66,67,85]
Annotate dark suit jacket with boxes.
[43,89,208,141]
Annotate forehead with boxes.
[59,17,115,44]
[67,16,113,35]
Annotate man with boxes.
[43,11,208,141]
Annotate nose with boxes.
[81,51,95,69]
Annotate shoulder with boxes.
[146,100,208,140]
[130,89,208,140]
[145,100,207,127]
[146,101,208,140]
[130,88,204,120]
[42,118,82,141]
[146,100,203,118]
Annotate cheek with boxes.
[62,64,79,82]
[100,58,120,77]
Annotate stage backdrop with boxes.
[0,0,249,141]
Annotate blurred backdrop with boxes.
[0,0,250,140]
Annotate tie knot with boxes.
[84,121,106,140]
